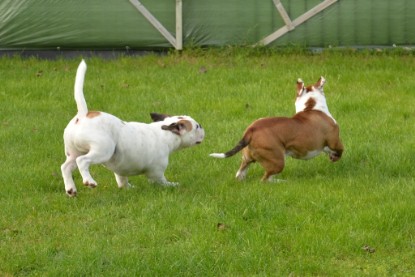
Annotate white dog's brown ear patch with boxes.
[161,120,193,135]
[150,113,171,122]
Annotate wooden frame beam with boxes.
[256,0,338,46]
[273,0,294,31]
[129,0,183,50]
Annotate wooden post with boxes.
[176,0,183,50]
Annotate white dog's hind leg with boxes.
[61,154,78,197]
[114,174,132,188]
[76,143,115,188]
[76,155,98,188]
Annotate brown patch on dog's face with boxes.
[305,85,314,92]
[87,111,101,118]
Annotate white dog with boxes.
[61,60,205,197]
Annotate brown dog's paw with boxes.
[329,153,341,162]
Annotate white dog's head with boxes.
[150,113,205,149]
[295,76,335,122]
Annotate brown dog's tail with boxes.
[210,131,251,158]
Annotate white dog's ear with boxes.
[296,78,305,97]
[150,113,171,122]
[161,120,193,135]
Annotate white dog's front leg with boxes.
[114,174,132,188]
[145,159,178,186]
[148,175,177,186]
[147,171,178,187]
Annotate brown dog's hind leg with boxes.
[257,149,285,182]
[235,148,255,180]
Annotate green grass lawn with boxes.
[1,48,414,276]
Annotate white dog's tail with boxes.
[74,60,88,117]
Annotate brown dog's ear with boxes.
[296,78,304,97]
[314,76,326,90]
[161,120,193,135]
[150,113,171,122]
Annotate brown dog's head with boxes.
[296,76,326,98]
[295,76,330,114]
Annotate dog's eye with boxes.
[196,124,202,129]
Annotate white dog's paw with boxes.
[117,182,134,189]
[66,188,77,197]
[161,181,179,187]
[148,176,179,187]
[83,178,97,188]
[121,182,134,189]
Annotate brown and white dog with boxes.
[210,77,343,181]
[61,60,205,196]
